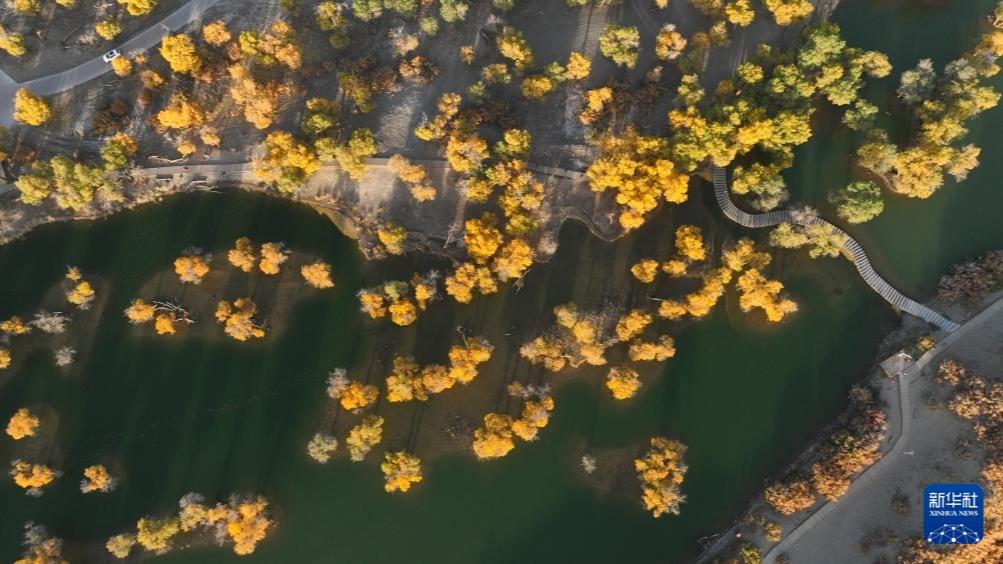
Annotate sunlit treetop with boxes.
[6,408,40,440]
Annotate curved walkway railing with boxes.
[712,166,960,333]
[9,158,958,333]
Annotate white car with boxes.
[102,49,121,63]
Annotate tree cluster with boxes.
[215,298,266,341]
[937,249,1003,306]
[107,493,274,558]
[357,272,440,326]
[670,23,889,212]
[472,388,556,460]
[769,216,847,259]
[327,370,379,412]
[385,336,493,402]
[15,523,66,564]
[381,451,423,493]
[587,127,690,230]
[763,385,885,514]
[521,302,678,397]
[635,436,688,518]
[857,3,1003,199]
[898,358,1003,563]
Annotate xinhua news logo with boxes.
[923,484,984,545]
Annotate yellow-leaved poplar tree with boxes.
[472,413,516,460]
[159,34,201,75]
[124,299,156,324]
[381,451,423,493]
[301,261,335,289]
[13,89,52,126]
[259,242,289,275]
[227,237,256,272]
[118,0,159,17]
[606,365,641,399]
[214,298,266,341]
[80,464,117,493]
[346,415,384,461]
[6,408,40,440]
[174,254,210,284]
[634,437,688,517]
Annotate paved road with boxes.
[0,0,221,125]
[762,294,1003,563]
[712,166,960,333]
[132,158,588,183]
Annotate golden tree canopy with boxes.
[159,34,201,75]
[634,437,688,517]
[154,312,178,335]
[227,237,256,272]
[472,413,516,460]
[13,89,52,126]
[631,259,660,283]
[136,516,180,553]
[674,225,707,262]
[174,254,210,284]
[203,20,232,46]
[80,464,116,493]
[331,379,379,411]
[215,298,266,341]
[226,498,273,555]
[6,408,40,440]
[259,242,289,275]
[587,127,690,230]
[106,534,137,559]
[156,94,205,130]
[464,213,504,264]
[11,460,57,492]
[118,0,159,16]
[301,261,335,289]
[606,366,642,400]
[346,415,384,461]
[381,451,424,493]
[1,316,30,336]
[736,269,799,322]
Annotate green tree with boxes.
[770,221,846,259]
[829,180,884,224]
[599,25,640,68]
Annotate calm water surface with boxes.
[789,0,1003,296]
[0,191,891,563]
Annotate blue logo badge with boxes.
[924,484,983,544]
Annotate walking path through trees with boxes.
[761,294,1003,563]
[0,0,222,125]
[711,166,960,333]
[1,156,962,335]
[12,159,958,335]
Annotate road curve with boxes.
[0,0,222,125]
[711,166,960,333]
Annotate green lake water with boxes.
[789,0,1003,296]
[1,2,1002,563]
[0,191,893,564]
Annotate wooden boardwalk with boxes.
[711,166,960,333]
[110,160,958,333]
